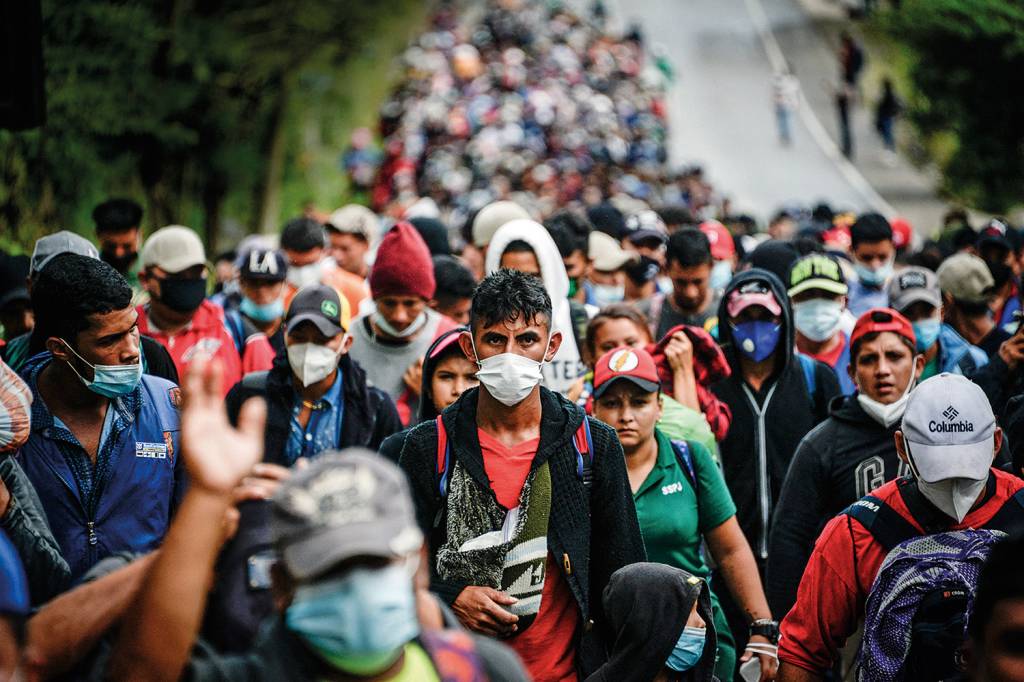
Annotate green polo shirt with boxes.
[633,430,736,578]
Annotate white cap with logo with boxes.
[901,373,996,483]
[141,225,206,274]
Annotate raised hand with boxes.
[181,358,266,495]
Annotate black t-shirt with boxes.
[978,326,1013,358]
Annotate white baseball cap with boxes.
[901,373,996,483]
[141,225,206,274]
[589,231,638,272]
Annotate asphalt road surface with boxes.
[608,0,899,222]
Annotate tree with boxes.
[886,0,1024,212]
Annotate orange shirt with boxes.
[478,429,580,682]
[284,264,368,318]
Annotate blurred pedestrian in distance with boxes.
[92,199,143,293]
[279,216,368,315]
[938,253,1008,357]
[587,232,637,308]
[874,78,901,162]
[0,254,31,343]
[788,253,855,394]
[225,247,289,356]
[642,228,719,340]
[772,68,800,147]
[325,204,378,279]
[431,255,476,326]
[848,213,895,316]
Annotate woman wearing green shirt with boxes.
[592,346,779,682]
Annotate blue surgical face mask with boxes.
[912,317,941,352]
[240,295,284,323]
[666,625,706,672]
[854,258,894,287]
[793,299,843,342]
[286,563,419,675]
[60,339,143,398]
[709,260,733,290]
[591,283,625,307]
[730,320,781,362]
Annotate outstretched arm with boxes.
[24,553,155,679]
[109,360,265,682]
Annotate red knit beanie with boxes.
[369,221,436,300]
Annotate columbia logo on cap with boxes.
[943,405,959,420]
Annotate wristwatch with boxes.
[749,619,780,645]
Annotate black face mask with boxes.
[157,277,207,313]
[101,250,138,274]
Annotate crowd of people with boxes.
[1,1,1024,682]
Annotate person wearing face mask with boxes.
[585,563,718,682]
[711,270,840,664]
[348,222,460,427]
[92,198,144,302]
[787,254,856,395]
[938,252,1013,359]
[700,220,737,293]
[138,226,273,396]
[225,285,400,466]
[767,308,923,620]
[888,266,988,381]
[112,369,530,682]
[484,219,590,396]
[279,216,368,315]
[847,213,896,317]
[586,231,637,308]
[223,247,290,357]
[17,254,183,584]
[398,269,646,681]
[591,348,778,681]
[778,373,1024,682]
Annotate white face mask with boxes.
[373,311,428,339]
[470,334,549,406]
[287,261,324,289]
[793,299,843,342]
[916,476,987,523]
[857,364,918,428]
[287,341,343,387]
[591,283,625,307]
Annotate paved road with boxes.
[608,0,943,229]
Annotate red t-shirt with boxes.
[812,332,847,369]
[478,429,580,682]
[779,469,1024,674]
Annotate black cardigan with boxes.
[396,386,647,676]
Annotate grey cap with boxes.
[936,253,995,305]
[31,231,99,274]
[901,373,996,483]
[271,449,423,581]
[888,266,941,313]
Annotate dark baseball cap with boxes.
[285,284,350,337]
[787,253,848,298]
[271,449,424,581]
[239,247,288,283]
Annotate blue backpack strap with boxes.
[670,439,699,501]
[573,413,594,489]
[224,310,247,355]
[432,416,452,531]
[843,494,921,552]
[798,353,817,397]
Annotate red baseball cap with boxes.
[593,347,661,398]
[890,217,913,250]
[850,307,916,349]
[700,220,735,260]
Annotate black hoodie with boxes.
[764,394,908,618]
[710,269,840,564]
[585,563,717,682]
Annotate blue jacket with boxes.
[937,324,988,376]
[17,355,183,582]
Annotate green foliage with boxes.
[0,0,424,250]
[884,0,1024,212]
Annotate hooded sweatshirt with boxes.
[585,563,717,682]
[711,269,840,563]
[484,219,586,396]
[765,394,910,618]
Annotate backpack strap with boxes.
[957,349,978,376]
[798,353,817,398]
[224,310,247,355]
[418,630,487,682]
[981,487,1024,534]
[670,439,699,502]
[842,493,922,552]
[574,413,594,489]
[435,415,451,498]
[240,371,269,392]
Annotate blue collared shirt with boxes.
[285,368,344,464]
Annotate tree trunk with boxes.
[257,82,290,234]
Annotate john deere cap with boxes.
[285,284,350,336]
